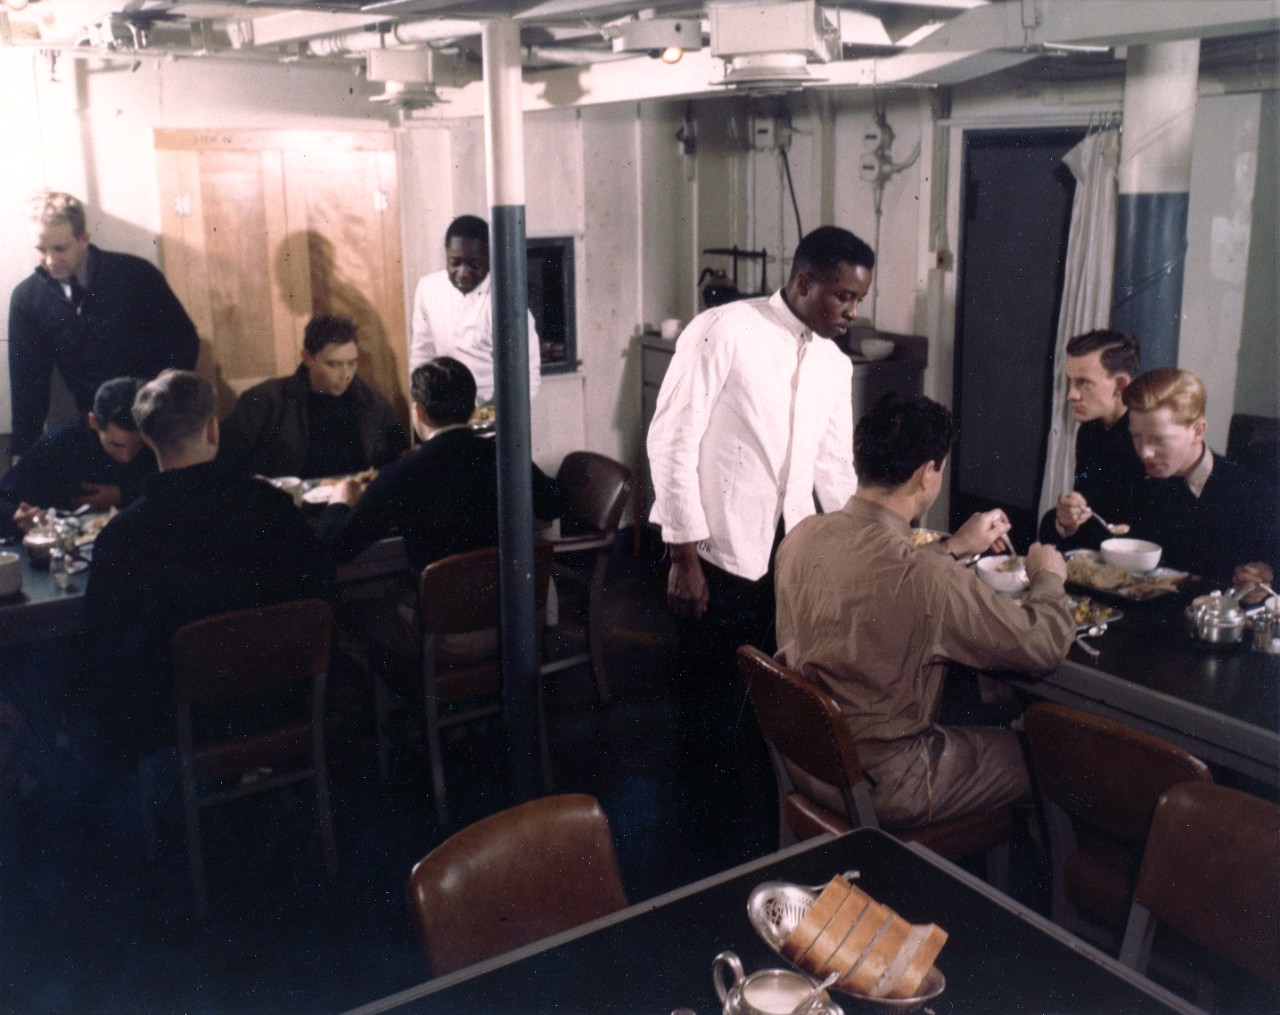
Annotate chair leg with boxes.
[537,671,555,795]
[372,669,392,783]
[423,701,449,827]
[137,758,158,862]
[180,773,208,921]
[985,840,1011,894]
[311,697,339,876]
[586,549,612,704]
[1119,903,1156,974]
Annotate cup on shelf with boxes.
[0,551,21,596]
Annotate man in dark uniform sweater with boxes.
[83,370,333,766]
[1124,368,1277,595]
[0,377,155,539]
[317,356,560,574]
[1039,330,1146,549]
[217,314,407,480]
[317,357,560,667]
[8,191,197,460]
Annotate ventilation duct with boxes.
[709,1,839,87]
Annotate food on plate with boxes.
[780,875,947,1000]
[1066,554,1130,591]
[910,528,944,547]
[471,404,496,424]
[997,555,1024,573]
[1070,597,1115,627]
[302,486,333,505]
[1066,551,1188,599]
[1123,577,1183,600]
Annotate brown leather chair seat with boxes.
[739,646,1014,889]
[407,793,628,977]
[543,451,634,704]
[167,598,339,920]
[1121,781,1280,997]
[1023,701,1212,947]
[373,541,554,825]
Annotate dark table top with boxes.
[1011,587,1280,784]
[0,544,85,646]
[350,829,1196,1015]
[0,534,409,647]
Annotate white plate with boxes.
[746,880,946,1012]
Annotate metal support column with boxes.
[482,19,539,804]
[1113,40,1200,369]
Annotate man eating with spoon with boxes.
[1038,330,1146,549]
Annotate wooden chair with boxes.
[543,452,633,704]
[1120,782,1280,991]
[738,646,1014,889]
[407,793,628,977]
[1023,701,1212,949]
[170,599,339,920]
[376,541,555,826]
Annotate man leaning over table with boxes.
[1121,367,1278,599]
[408,214,541,407]
[0,376,155,539]
[8,190,197,462]
[218,314,407,480]
[775,393,1075,828]
[1038,329,1146,549]
[83,370,332,771]
[317,356,560,664]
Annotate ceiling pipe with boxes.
[304,18,482,58]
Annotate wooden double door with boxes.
[155,129,408,425]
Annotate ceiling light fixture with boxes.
[606,14,702,62]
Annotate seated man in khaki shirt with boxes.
[775,393,1075,828]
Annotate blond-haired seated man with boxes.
[1124,367,1277,597]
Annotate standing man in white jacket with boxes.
[408,214,541,407]
[646,225,872,855]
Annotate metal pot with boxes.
[712,951,842,1015]
[1184,592,1246,647]
[699,268,741,308]
[22,526,63,569]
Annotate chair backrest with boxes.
[1226,412,1280,483]
[418,540,553,637]
[171,599,332,704]
[407,793,628,977]
[556,452,633,535]
[1129,781,1280,985]
[738,646,865,791]
[1024,701,1211,846]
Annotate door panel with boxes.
[951,129,1084,542]
[155,130,407,426]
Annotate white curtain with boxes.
[1037,125,1122,521]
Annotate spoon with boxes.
[1088,509,1129,536]
[792,972,838,1014]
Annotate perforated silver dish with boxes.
[746,880,947,1013]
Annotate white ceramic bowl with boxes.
[1100,538,1162,574]
[975,555,1029,594]
[859,337,896,361]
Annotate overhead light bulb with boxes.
[660,46,684,65]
